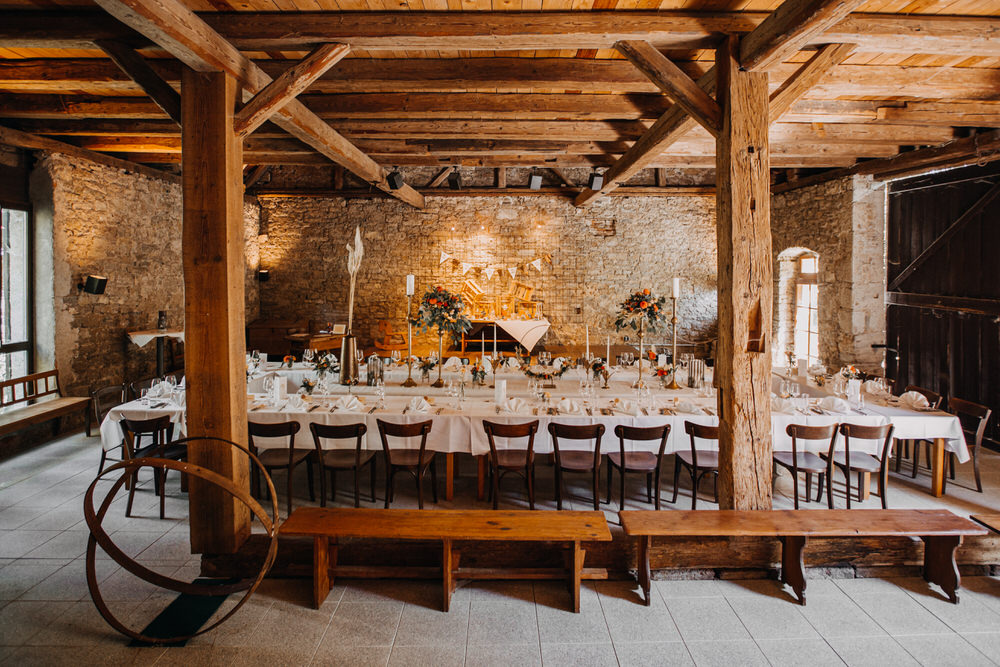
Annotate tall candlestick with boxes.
[493,324,497,359]
[606,336,610,364]
[585,325,590,358]
[672,277,680,299]
[402,294,416,387]
[406,274,415,296]
[666,295,681,390]
[482,332,485,359]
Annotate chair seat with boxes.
[677,450,719,470]
[558,450,598,471]
[824,451,882,472]
[258,447,313,469]
[494,449,532,468]
[133,443,186,461]
[389,450,436,468]
[608,451,657,471]
[321,449,376,469]
[773,451,827,473]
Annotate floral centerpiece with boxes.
[418,356,437,382]
[312,353,338,376]
[841,365,864,380]
[470,360,487,384]
[300,377,317,394]
[282,355,294,369]
[523,363,569,381]
[412,286,472,387]
[590,358,607,380]
[614,288,668,387]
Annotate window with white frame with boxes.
[794,255,819,367]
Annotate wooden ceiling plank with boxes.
[95,39,182,125]
[615,39,721,136]
[91,0,423,209]
[426,165,452,186]
[234,42,350,138]
[768,42,855,119]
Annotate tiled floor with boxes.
[0,430,999,665]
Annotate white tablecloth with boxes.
[127,329,185,348]
[493,318,550,352]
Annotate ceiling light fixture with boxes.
[528,171,542,190]
[588,168,604,190]
[448,166,461,190]
[387,166,404,190]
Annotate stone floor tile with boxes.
[460,580,534,603]
[195,596,274,649]
[960,578,1000,615]
[322,601,402,647]
[229,646,316,666]
[535,592,612,645]
[154,646,242,666]
[0,560,66,600]
[797,593,886,639]
[339,579,442,608]
[0,506,48,530]
[387,644,466,667]
[597,582,681,644]
[683,639,770,667]
[465,643,542,667]
[0,530,60,558]
[613,641,694,667]
[467,599,538,646]
[539,642,618,667]
[652,579,722,599]
[242,597,333,653]
[756,638,846,666]
[848,592,953,636]
[310,643,391,667]
[961,633,1000,664]
[23,530,90,560]
[726,595,820,640]
[663,596,750,642]
[393,599,470,647]
[826,635,921,667]
[0,600,74,646]
[4,645,165,666]
[893,633,996,666]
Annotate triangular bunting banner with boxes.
[439,251,451,265]
[484,267,497,281]
[461,262,473,275]
[508,266,517,279]
[529,258,542,271]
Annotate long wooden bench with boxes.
[0,369,91,438]
[621,509,987,606]
[280,508,612,612]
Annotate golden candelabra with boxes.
[402,294,417,387]
[665,296,681,390]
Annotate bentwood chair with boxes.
[607,424,671,510]
[128,377,158,401]
[896,385,944,477]
[773,424,835,509]
[944,397,992,493]
[93,384,128,474]
[483,420,539,510]
[822,423,895,509]
[377,419,437,509]
[548,422,605,511]
[673,422,720,509]
[309,422,376,508]
[248,420,314,516]
[119,415,184,519]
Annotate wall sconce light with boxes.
[588,168,604,190]
[387,166,404,190]
[256,269,270,282]
[77,275,107,295]
[528,171,542,190]
[448,166,461,190]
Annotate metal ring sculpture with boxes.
[83,436,279,645]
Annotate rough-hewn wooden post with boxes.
[714,35,774,510]
[182,68,251,553]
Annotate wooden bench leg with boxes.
[780,535,807,605]
[568,540,584,613]
[442,538,453,612]
[637,535,652,606]
[313,536,332,609]
[922,535,962,603]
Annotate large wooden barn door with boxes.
[886,161,1000,447]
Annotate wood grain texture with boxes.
[768,43,855,121]
[95,40,182,126]
[739,0,867,71]
[181,69,250,555]
[714,35,773,511]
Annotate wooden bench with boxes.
[280,508,612,612]
[0,370,91,438]
[972,514,1000,534]
[621,509,987,606]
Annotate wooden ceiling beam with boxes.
[2,11,999,57]
[91,0,423,209]
[234,43,349,139]
[95,39,182,126]
[769,43,855,120]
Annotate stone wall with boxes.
[771,175,887,371]
[256,194,719,353]
[29,152,260,396]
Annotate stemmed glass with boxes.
[390,350,401,366]
[303,348,315,364]
[445,379,457,408]
[375,378,385,410]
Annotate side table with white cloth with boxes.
[127,329,184,377]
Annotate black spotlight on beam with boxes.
[448,166,461,190]
[77,275,107,295]
[588,168,604,190]
[256,269,270,282]
[528,171,542,190]
[387,166,404,190]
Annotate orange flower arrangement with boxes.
[615,289,668,332]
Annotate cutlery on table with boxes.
[435,407,445,415]
[368,406,378,414]
[402,406,409,414]
[307,404,321,412]
[641,407,649,416]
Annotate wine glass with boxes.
[375,378,386,410]
[355,348,364,366]
[140,388,150,408]
[391,350,401,365]
[303,348,315,364]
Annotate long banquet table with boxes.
[100,366,968,500]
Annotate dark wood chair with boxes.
[822,422,895,509]
[309,422,376,508]
[673,422,720,509]
[128,377,158,401]
[377,419,437,509]
[774,423,835,509]
[93,384,128,475]
[548,422,605,511]
[119,415,184,519]
[944,397,992,493]
[607,424,671,510]
[895,384,944,476]
[483,420,539,510]
[248,420,314,516]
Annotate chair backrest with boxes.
[248,420,302,469]
[0,369,63,408]
[309,422,367,465]
[904,385,943,409]
[92,384,127,424]
[614,424,672,461]
[547,422,605,470]
[129,377,158,401]
[785,423,837,461]
[377,419,432,466]
[483,420,539,466]
[835,422,895,464]
[684,421,718,470]
[948,397,992,450]
[119,415,174,457]
[510,281,533,301]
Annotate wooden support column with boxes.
[714,35,773,510]
[182,68,251,553]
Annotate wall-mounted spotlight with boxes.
[256,269,270,282]
[448,166,461,190]
[77,275,107,295]
[387,166,404,190]
[588,168,604,190]
[528,171,543,190]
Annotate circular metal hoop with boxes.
[83,436,279,645]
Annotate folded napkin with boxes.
[674,400,703,415]
[501,397,530,414]
[443,356,463,370]
[506,357,521,369]
[284,394,306,411]
[809,364,828,376]
[553,357,566,371]
[899,391,931,410]
[333,396,364,412]
[819,396,851,413]
[482,358,493,374]
[556,398,584,415]
[408,396,432,413]
[616,399,639,416]
[771,396,796,415]
[658,354,668,367]
[863,380,890,398]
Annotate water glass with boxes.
[375,378,385,409]
[140,388,150,407]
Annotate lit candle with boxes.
[606,335,611,363]
[672,277,680,299]
[585,325,590,358]
[482,332,485,358]
[406,274,415,296]
[493,324,497,360]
